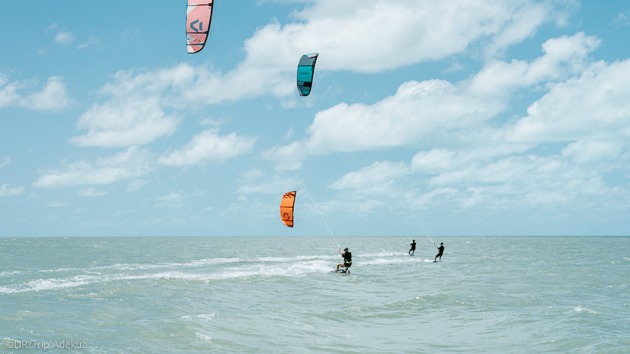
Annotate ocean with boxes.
[1,236,629,353]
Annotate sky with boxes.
[1,0,629,237]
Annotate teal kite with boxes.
[297,53,319,96]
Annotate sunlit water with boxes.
[1,236,629,353]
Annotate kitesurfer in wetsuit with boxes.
[336,248,352,273]
[434,242,444,262]
[409,240,416,256]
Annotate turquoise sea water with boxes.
[1,236,629,353]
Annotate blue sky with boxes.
[1,0,629,237]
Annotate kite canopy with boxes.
[186,0,214,54]
[280,191,296,228]
[297,53,319,96]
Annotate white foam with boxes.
[195,332,212,341]
[197,314,215,322]
[573,305,599,314]
[35,257,242,275]
[211,260,332,280]
[5,275,98,293]
[0,258,339,294]
[101,257,241,271]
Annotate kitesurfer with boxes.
[336,248,352,273]
[409,240,416,256]
[434,242,444,262]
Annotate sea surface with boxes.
[1,236,629,353]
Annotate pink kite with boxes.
[186,1,214,54]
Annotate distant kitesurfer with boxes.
[409,240,416,256]
[336,248,352,273]
[434,242,444,262]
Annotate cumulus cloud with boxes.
[562,141,624,165]
[158,129,256,167]
[286,0,560,72]
[0,184,24,197]
[265,33,600,166]
[0,74,69,111]
[33,147,154,188]
[502,58,630,144]
[69,96,180,148]
[27,76,69,110]
[330,161,409,190]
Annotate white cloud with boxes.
[0,184,24,197]
[282,0,560,72]
[411,150,458,174]
[0,74,21,107]
[154,192,185,208]
[27,76,69,110]
[77,36,98,50]
[126,179,150,193]
[613,11,630,26]
[69,96,180,148]
[0,74,69,111]
[158,129,256,167]
[502,58,630,144]
[0,157,9,168]
[329,161,409,190]
[484,2,551,56]
[33,147,154,189]
[55,32,76,46]
[562,141,624,165]
[77,187,107,197]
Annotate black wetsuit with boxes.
[436,245,444,258]
[343,252,352,267]
[409,242,416,253]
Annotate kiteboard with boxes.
[332,270,351,274]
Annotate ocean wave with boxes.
[0,260,335,294]
[573,305,599,314]
[35,257,242,275]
